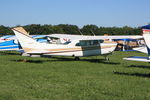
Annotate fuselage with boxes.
[23,39,117,57]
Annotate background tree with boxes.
[58,24,79,34]
[98,26,141,35]
[23,24,44,35]
[0,24,143,36]
[81,24,99,35]
[0,25,12,36]
[52,25,64,34]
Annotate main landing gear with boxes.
[74,57,80,61]
[103,54,111,61]
[104,56,110,61]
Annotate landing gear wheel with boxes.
[105,56,110,61]
[75,57,80,61]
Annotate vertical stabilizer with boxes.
[13,27,29,35]
[12,27,37,52]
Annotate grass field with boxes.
[0,51,150,100]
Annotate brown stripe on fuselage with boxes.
[24,45,116,54]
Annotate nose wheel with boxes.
[105,56,110,61]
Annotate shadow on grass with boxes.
[81,58,120,65]
[0,51,20,55]
[46,56,120,65]
[12,56,120,65]
[113,71,150,78]
[12,59,45,64]
[127,65,150,69]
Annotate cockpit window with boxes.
[64,41,71,44]
[76,40,100,46]
[93,40,99,45]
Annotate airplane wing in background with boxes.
[133,46,147,54]
[123,25,150,62]
[123,56,150,62]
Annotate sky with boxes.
[0,0,150,27]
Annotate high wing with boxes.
[1,30,143,43]
[49,34,143,41]
[132,46,147,54]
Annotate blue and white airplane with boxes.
[123,25,150,62]
[0,35,16,42]
[0,35,48,52]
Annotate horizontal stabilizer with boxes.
[133,46,147,54]
[123,56,150,62]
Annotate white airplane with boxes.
[11,27,144,60]
[123,25,150,62]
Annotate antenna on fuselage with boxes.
[78,30,84,36]
[91,30,95,36]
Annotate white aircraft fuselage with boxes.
[12,27,117,57]
[23,40,117,57]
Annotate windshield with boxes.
[47,36,71,45]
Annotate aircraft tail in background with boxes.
[123,25,150,62]
[142,25,150,58]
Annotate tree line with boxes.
[0,24,142,36]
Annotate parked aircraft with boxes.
[0,35,48,52]
[0,28,72,52]
[123,25,150,62]
[0,35,16,42]
[11,27,143,60]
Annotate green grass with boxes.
[0,51,150,100]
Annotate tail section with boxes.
[123,25,150,62]
[142,25,150,59]
[12,27,39,53]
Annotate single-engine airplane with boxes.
[11,27,143,60]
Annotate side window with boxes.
[93,40,99,45]
[80,41,87,46]
[76,40,100,46]
[75,42,81,46]
[76,41,87,46]
[99,40,104,43]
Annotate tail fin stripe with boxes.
[12,28,35,40]
[142,29,150,32]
